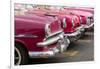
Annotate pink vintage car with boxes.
[64,8,94,30]
[27,8,84,42]
[15,12,70,65]
[65,7,94,14]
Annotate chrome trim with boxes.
[62,18,67,28]
[15,34,38,38]
[84,22,94,29]
[29,51,55,58]
[76,25,85,32]
[37,32,64,46]
[64,31,81,37]
[86,17,91,25]
[29,37,70,58]
[64,25,85,41]
[57,37,70,52]
[29,33,70,58]
[86,16,93,25]
[80,16,83,24]
[72,18,75,28]
[45,24,51,37]
[44,30,63,39]
[29,46,60,58]
[15,46,22,65]
[64,31,81,41]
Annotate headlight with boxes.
[62,18,67,28]
[72,18,75,28]
[86,17,91,25]
[80,16,83,24]
[45,24,51,37]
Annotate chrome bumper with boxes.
[64,31,81,41]
[29,32,70,58]
[29,48,58,58]
[76,25,85,32]
[64,31,81,37]
[37,32,64,46]
[84,23,94,29]
[29,39,70,58]
[64,25,84,41]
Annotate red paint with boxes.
[27,8,82,33]
[15,13,62,52]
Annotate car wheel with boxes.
[15,44,28,65]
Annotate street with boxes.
[28,30,94,65]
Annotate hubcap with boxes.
[15,47,21,65]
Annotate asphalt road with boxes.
[28,30,94,65]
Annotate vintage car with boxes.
[27,8,84,42]
[15,12,70,65]
[64,8,94,30]
[65,7,94,14]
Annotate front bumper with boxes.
[64,31,81,42]
[84,23,94,29]
[64,25,84,42]
[76,25,85,32]
[29,48,59,58]
[37,32,65,46]
[29,31,70,58]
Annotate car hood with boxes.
[66,8,94,14]
[66,9,93,17]
[15,13,57,25]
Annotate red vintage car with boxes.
[15,11,70,65]
[27,8,84,42]
[64,8,94,30]
[65,7,94,14]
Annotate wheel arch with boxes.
[15,40,29,56]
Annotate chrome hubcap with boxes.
[15,47,21,65]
